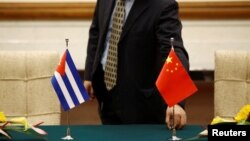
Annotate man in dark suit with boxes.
[84,0,189,129]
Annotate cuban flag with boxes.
[51,49,89,111]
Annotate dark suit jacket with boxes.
[84,0,189,123]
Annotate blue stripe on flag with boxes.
[61,74,80,106]
[66,50,90,101]
[51,76,70,111]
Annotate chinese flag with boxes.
[156,48,197,107]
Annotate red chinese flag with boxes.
[156,48,197,107]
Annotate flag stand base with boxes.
[61,127,74,140]
[168,135,181,140]
[168,128,182,141]
[62,135,74,140]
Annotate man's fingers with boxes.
[167,115,185,129]
[179,113,187,129]
[166,114,171,129]
[84,81,95,101]
[173,115,181,129]
[167,115,181,129]
[175,114,186,129]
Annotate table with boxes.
[2,125,208,141]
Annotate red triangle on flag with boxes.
[56,51,66,76]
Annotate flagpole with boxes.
[61,111,74,140]
[168,38,181,141]
[61,38,74,140]
[169,105,181,141]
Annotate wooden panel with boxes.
[179,1,250,20]
[0,2,96,20]
[0,1,250,20]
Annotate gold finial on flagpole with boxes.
[170,37,174,50]
[65,38,69,48]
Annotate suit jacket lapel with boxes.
[102,0,115,34]
[120,0,149,41]
[98,0,115,56]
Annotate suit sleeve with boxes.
[156,0,189,70]
[84,0,100,81]
[156,0,189,108]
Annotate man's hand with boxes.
[166,104,187,130]
[83,80,95,100]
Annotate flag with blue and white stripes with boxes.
[51,49,89,111]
